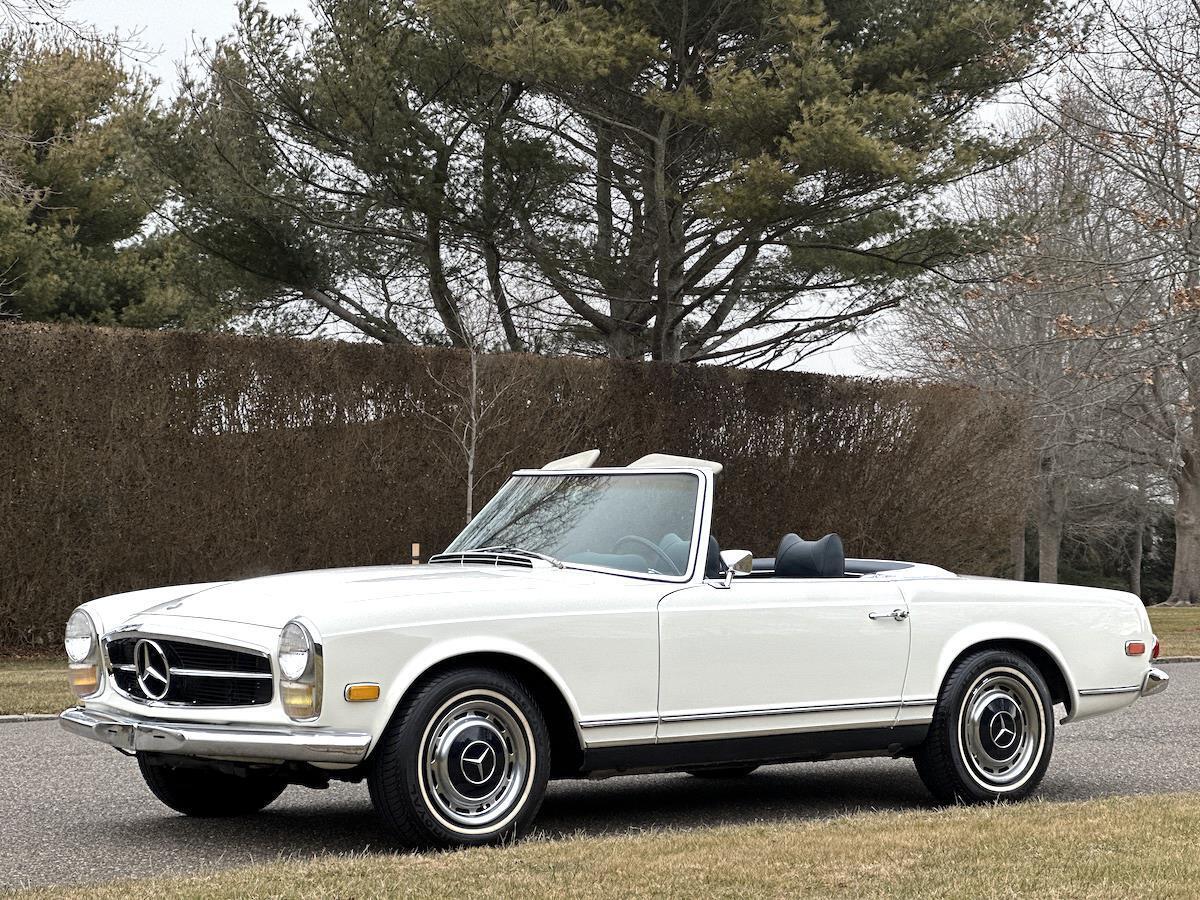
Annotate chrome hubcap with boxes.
[419,692,531,831]
[959,668,1044,790]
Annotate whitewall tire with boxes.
[368,667,550,847]
[914,649,1055,804]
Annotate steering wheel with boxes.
[612,534,683,575]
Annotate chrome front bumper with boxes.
[60,707,372,764]
[1141,667,1169,698]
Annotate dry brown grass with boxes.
[5,793,1199,899]
[0,657,71,716]
[1148,607,1200,657]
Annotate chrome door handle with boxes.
[869,608,909,622]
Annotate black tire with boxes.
[137,755,286,817]
[686,765,760,779]
[914,649,1055,804]
[368,667,551,848]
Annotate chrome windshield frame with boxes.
[447,467,711,584]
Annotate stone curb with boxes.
[1157,656,1200,664]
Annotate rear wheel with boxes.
[368,667,550,848]
[686,765,760,779]
[914,649,1054,804]
[137,755,286,817]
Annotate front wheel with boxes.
[137,755,286,817]
[914,649,1054,804]
[368,667,550,848]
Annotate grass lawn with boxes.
[0,658,73,716]
[5,793,1199,899]
[1148,607,1200,657]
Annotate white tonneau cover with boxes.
[541,450,723,475]
[628,454,723,475]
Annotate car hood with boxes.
[133,563,589,631]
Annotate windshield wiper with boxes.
[467,545,565,569]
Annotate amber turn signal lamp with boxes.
[68,664,99,697]
[1125,640,1147,657]
[344,683,380,702]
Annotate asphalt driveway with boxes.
[2,662,1197,891]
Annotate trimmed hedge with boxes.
[0,324,1028,647]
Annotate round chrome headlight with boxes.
[278,621,313,681]
[64,609,96,663]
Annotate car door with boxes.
[656,576,911,742]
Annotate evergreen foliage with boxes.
[146,0,1061,361]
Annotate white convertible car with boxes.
[61,452,1168,846]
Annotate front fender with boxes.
[319,630,589,755]
[381,635,585,725]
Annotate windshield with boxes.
[445,473,701,576]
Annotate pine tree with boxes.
[0,33,226,327]
[155,0,1064,361]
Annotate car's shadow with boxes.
[537,762,931,835]
[117,759,932,859]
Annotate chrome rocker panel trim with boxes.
[59,707,371,764]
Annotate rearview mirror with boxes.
[718,549,753,588]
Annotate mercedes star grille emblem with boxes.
[134,639,171,701]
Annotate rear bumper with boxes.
[60,707,372,764]
[1141,667,1169,698]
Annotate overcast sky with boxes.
[66,0,877,377]
[70,0,307,94]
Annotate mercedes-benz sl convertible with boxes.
[60,451,1168,847]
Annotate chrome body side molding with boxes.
[1077,685,1142,697]
[578,696,942,732]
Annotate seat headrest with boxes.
[660,533,691,574]
[775,532,845,578]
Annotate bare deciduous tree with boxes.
[0,0,66,25]
[409,309,584,524]
[414,345,530,524]
[891,22,1200,604]
[880,100,1167,585]
[1042,0,1200,603]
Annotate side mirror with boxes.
[718,549,753,588]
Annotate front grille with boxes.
[106,636,273,707]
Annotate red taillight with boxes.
[1126,640,1146,656]
[1152,637,1160,660]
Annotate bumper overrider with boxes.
[59,707,372,764]
[1141,667,1169,698]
